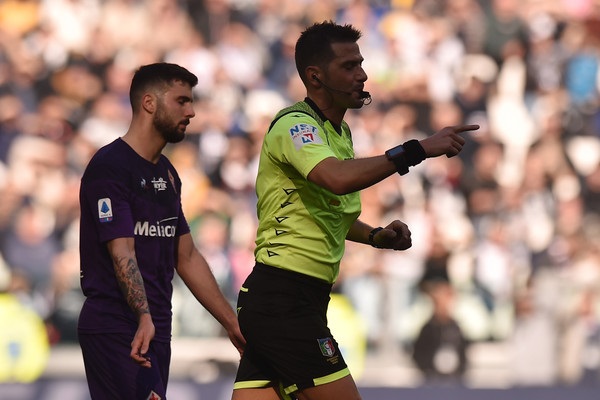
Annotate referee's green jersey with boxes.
[254,100,361,284]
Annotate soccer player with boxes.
[231,21,478,400]
[78,62,245,400]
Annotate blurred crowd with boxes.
[1,0,600,387]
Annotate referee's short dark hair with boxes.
[295,20,362,83]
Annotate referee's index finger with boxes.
[454,124,480,133]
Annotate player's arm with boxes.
[106,237,154,368]
[175,232,245,356]
[308,124,478,195]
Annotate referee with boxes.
[231,21,478,400]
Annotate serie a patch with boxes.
[289,123,323,150]
[97,198,113,222]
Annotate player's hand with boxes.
[374,220,412,251]
[130,313,155,368]
[420,124,479,158]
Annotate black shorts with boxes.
[233,263,350,396]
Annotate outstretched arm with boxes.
[175,233,245,356]
[308,124,479,195]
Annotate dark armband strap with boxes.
[385,139,426,176]
[402,139,427,166]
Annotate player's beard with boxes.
[153,102,186,143]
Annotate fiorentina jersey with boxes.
[254,100,361,284]
[78,138,190,342]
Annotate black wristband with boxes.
[385,145,409,175]
[368,227,384,248]
[402,139,427,166]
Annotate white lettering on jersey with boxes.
[134,219,177,237]
[151,177,168,192]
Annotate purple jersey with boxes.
[78,138,190,342]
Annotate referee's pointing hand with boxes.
[420,124,480,159]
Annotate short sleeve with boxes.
[266,114,336,178]
[80,169,135,243]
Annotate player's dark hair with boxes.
[129,63,198,112]
[295,20,362,83]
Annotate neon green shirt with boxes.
[254,100,361,283]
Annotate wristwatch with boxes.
[369,227,384,248]
[385,144,409,175]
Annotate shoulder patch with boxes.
[98,198,113,222]
[289,123,323,150]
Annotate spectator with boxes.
[0,1,598,391]
[411,225,468,384]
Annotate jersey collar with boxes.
[303,97,342,134]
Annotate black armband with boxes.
[402,139,427,166]
[368,227,384,248]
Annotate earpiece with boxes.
[309,74,373,105]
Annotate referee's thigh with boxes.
[295,375,361,400]
[231,376,361,400]
[232,386,287,400]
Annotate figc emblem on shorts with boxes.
[97,198,113,222]
[289,123,323,150]
[317,337,336,357]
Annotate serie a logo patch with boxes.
[97,198,113,222]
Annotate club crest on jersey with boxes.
[317,337,336,357]
[151,177,167,192]
[146,390,161,400]
[289,123,323,150]
[97,198,113,222]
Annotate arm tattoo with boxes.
[114,256,150,317]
